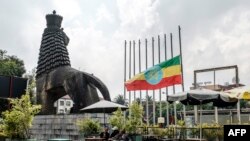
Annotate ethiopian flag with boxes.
[125,55,182,91]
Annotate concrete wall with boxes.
[30,114,110,141]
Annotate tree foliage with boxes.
[76,118,101,137]
[1,93,41,139]
[109,107,125,130]
[0,49,26,77]
[125,102,144,134]
[23,68,37,104]
[114,94,125,105]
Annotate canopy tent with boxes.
[167,88,238,141]
[80,100,128,125]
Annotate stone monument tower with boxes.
[36,11,110,114]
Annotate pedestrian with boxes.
[100,127,110,140]
[110,126,119,138]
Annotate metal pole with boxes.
[212,69,218,124]
[170,33,177,125]
[194,71,198,124]
[158,35,162,118]
[178,26,186,119]
[129,41,132,110]
[124,40,127,121]
[124,40,127,102]
[139,39,142,105]
[199,101,202,141]
[164,34,169,126]
[236,66,241,124]
[152,37,156,125]
[133,40,136,102]
[145,39,149,126]
[215,107,218,124]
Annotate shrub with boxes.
[76,118,101,137]
[109,107,125,130]
[1,94,41,139]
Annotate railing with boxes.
[135,126,223,141]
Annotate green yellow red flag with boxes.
[125,55,182,91]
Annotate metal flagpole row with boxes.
[125,30,184,125]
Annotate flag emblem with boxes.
[145,66,163,85]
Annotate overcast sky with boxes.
[1,0,250,101]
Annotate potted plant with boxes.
[76,118,101,138]
[1,93,41,141]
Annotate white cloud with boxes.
[52,0,81,19]
[96,4,115,24]
[1,0,250,101]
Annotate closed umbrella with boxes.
[80,100,128,125]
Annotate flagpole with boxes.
[124,40,127,121]
[124,40,127,103]
[170,33,177,125]
[164,34,169,126]
[152,37,156,125]
[158,35,162,118]
[139,39,142,105]
[145,38,149,126]
[133,40,136,102]
[129,41,132,110]
[178,26,186,119]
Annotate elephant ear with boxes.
[82,72,111,101]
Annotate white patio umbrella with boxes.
[80,100,128,125]
[223,86,250,124]
[224,86,250,100]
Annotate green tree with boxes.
[1,93,41,139]
[24,68,37,104]
[135,97,141,103]
[0,49,26,77]
[125,102,144,134]
[109,107,125,130]
[114,94,125,105]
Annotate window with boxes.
[66,101,71,106]
[60,100,64,106]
